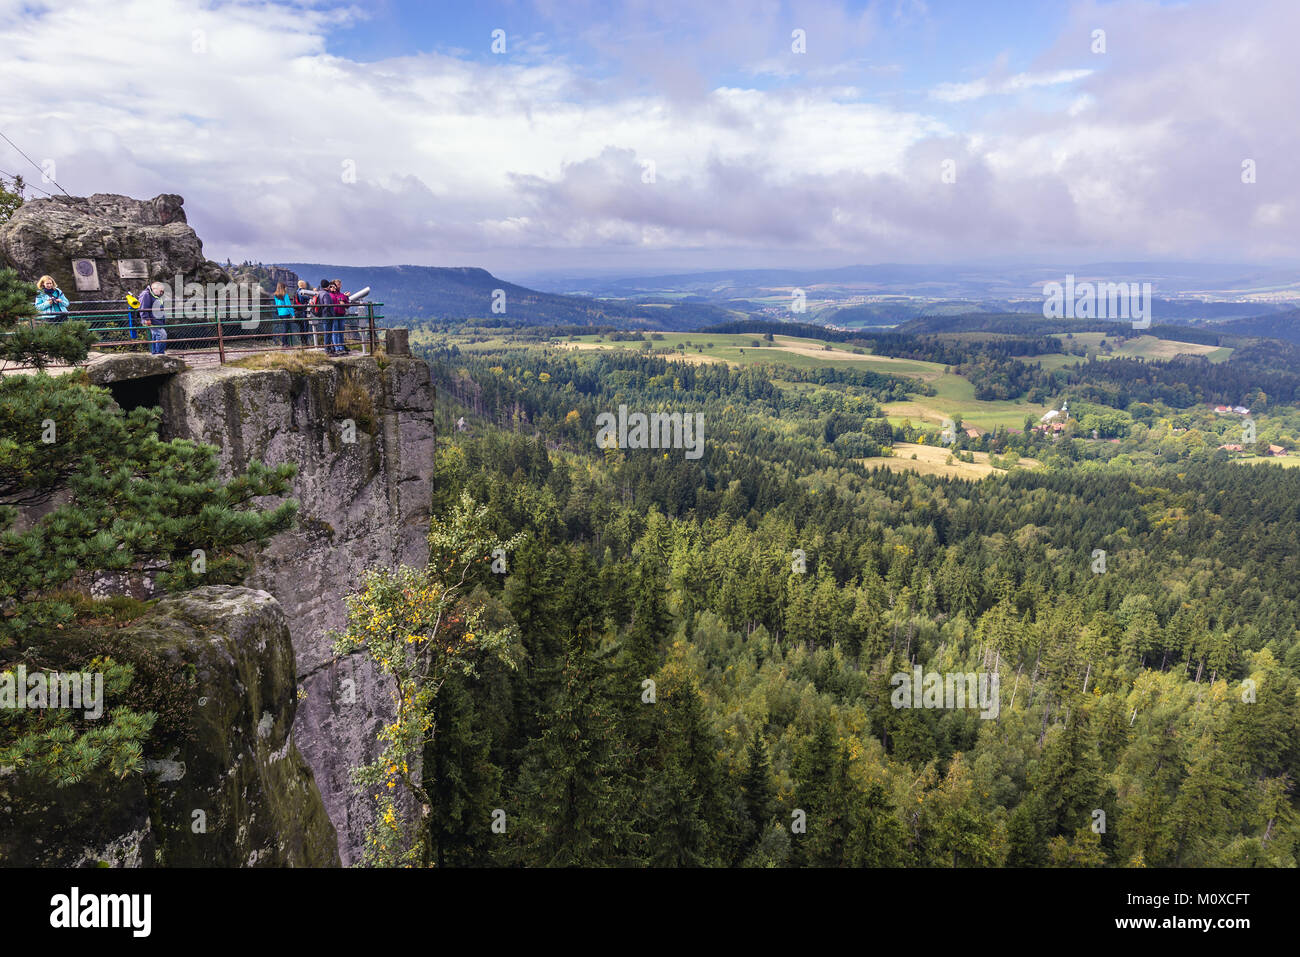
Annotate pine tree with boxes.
[0,267,94,369]
[1,267,298,786]
[513,637,642,866]
[791,716,841,866]
[639,674,732,866]
[425,670,503,867]
[739,726,776,852]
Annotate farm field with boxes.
[882,368,1053,432]
[860,442,1040,480]
[1025,333,1232,371]
[1236,453,1300,469]
[561,332,948,380]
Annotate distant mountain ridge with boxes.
[520,262,1300,303]
[278,263,741,330]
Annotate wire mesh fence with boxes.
[16,300,384,365]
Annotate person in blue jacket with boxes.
[273,282,297,346]
[34,275,70,318]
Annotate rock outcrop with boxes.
[0,587,339,867]
[0,188,434,865]
[0,193,230,302]
[229,263,302,295]
[158,354,436,864]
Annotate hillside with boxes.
[278,263,743,330]
[1205,308,1300,344]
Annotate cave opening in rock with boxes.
[105,373,173,412]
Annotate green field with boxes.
[882,373,1052,432]
[1025,333,1232,371]
[563,332,949,380]
[1236,453,1300,469]
[859,442,1041,480]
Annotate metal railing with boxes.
[21,300,385,364]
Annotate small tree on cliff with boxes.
[0,174,23,224]
[0,266,300,784]
[335,492,520,867]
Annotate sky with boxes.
[1,0,1295,277]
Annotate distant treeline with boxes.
[698,319,866,341]
[1206,309,1300,345]
[897,312,1228,345]
[1065,354,1300,408]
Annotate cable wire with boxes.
[0,129,72,196]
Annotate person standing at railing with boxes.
[139,280,167,354]
[295,279,320,348]
[34,275,70,318]
[273,282,296,347]
[317,278,342,355]
[333,278,360,345]
[326,280,351,355]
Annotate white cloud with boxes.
[930,69,1094,103]
[1,0,1298,270]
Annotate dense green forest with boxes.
[344,336,1300,867]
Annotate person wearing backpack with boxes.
[139,281,167,354]
[315,278,344,355]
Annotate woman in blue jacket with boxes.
[273,282,296,346]
[34,275,70,318]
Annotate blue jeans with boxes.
[149,326,167,354]
[325,316,345,350]
[280,318,309,347]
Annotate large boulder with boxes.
[84,352,187,386]
[0,586,340,867]
[0,192,230,304]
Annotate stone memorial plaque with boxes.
[117,259,150,280]
[71,258,100,292]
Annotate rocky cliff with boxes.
[0,587,339,867]
[158,354,436,865]
[0,192,230,301]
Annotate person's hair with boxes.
[37,275,56,289]
[298,279,308,288]
[275,282,287,296]
[319,278,330,288]
[150,281,166,295]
